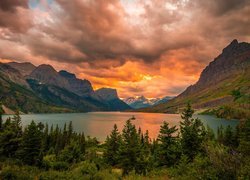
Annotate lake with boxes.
[2,112,239,141]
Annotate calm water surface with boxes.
[3,112,239,141]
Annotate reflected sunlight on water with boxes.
[3,112,239,141]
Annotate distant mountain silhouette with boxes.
[124,96,173,109]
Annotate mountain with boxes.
[26,79,107,112]
[0,63,29,87]
[59,70,94,97]
[124,96,173,109]
[0,62,131,113]
[0,64,72,113]
[95,88,132,111]
[140,40,250,116]
[28,64,70,89]
[7,62,36,76]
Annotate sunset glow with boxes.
[0,0,249,98]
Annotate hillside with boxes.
[0,68,73,113]
[0,63,131,113]
[139,40,250,118]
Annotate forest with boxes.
[0,103,249,179]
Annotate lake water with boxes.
[2,112,239,141]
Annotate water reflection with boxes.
[2,112,239,141]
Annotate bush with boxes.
[80,161,98,177]
[52,161,69,171]
[0,168,17,180]
[0,165,36,180]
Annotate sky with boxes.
[0,0,249,98]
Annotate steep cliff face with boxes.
[95,88,119,101]
[95,88,132,111]
[140,40,250,113]
[59,70,94,97]
[180,39,250,98]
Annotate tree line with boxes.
[0,103,249,179]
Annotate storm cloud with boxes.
[0,0,249,97]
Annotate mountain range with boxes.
[138,39,250,118]
[0,62,131,113]
[123,96,173,109]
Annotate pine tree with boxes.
[119,120,141,175]
[0,102,3,131]
[62,123,68,148]
[11,110,22,136]
[79,132,86,154]
[205,125,215,141]
[68,121,73,140]
[217,125,224,144]
[224,125,234,147]
[238,119,250,156]
[136,129,152,175]
[19,121,43,165]
[181,103,194,121]
[156,121,180,166]
[180,103,206,161]
[104,124,121,166]
[42,123,49,152]
[0,111,22,157]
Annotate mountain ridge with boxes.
[137,39,250,115]
[124,96,173,109]
[0,62,132,113]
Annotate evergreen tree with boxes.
[79,132,86,154]
[59,140,82,163]
[217,125,224,144]
[205,125,215,141]
[11,110,22,136]
[0,102,3,131]
[19,121,43,165]
[68,121,73,140]
[181,103,194,121]
[238,119,250,156]
[62,123,68,148]
[42,123,49,152]
[136,129,152,175]
[224,125,234,147]
[0,111,22,158]
[180,103,206,161]
[156,122,180,166]
[119,120,141,175]
[104,124,121,166]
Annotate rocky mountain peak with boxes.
[179,39,250,97]
[28,64,69,88]
[59,70,94,97]
[7,62,36,76]
[35,64,57,73]
[95,88,119,101]
[59,70,76,79]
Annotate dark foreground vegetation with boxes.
[0,103,249,179]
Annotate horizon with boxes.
[0,0,250,98]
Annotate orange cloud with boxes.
[0,0,250,98]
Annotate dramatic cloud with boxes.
[0,0,250,98]
[0,0,33,33]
